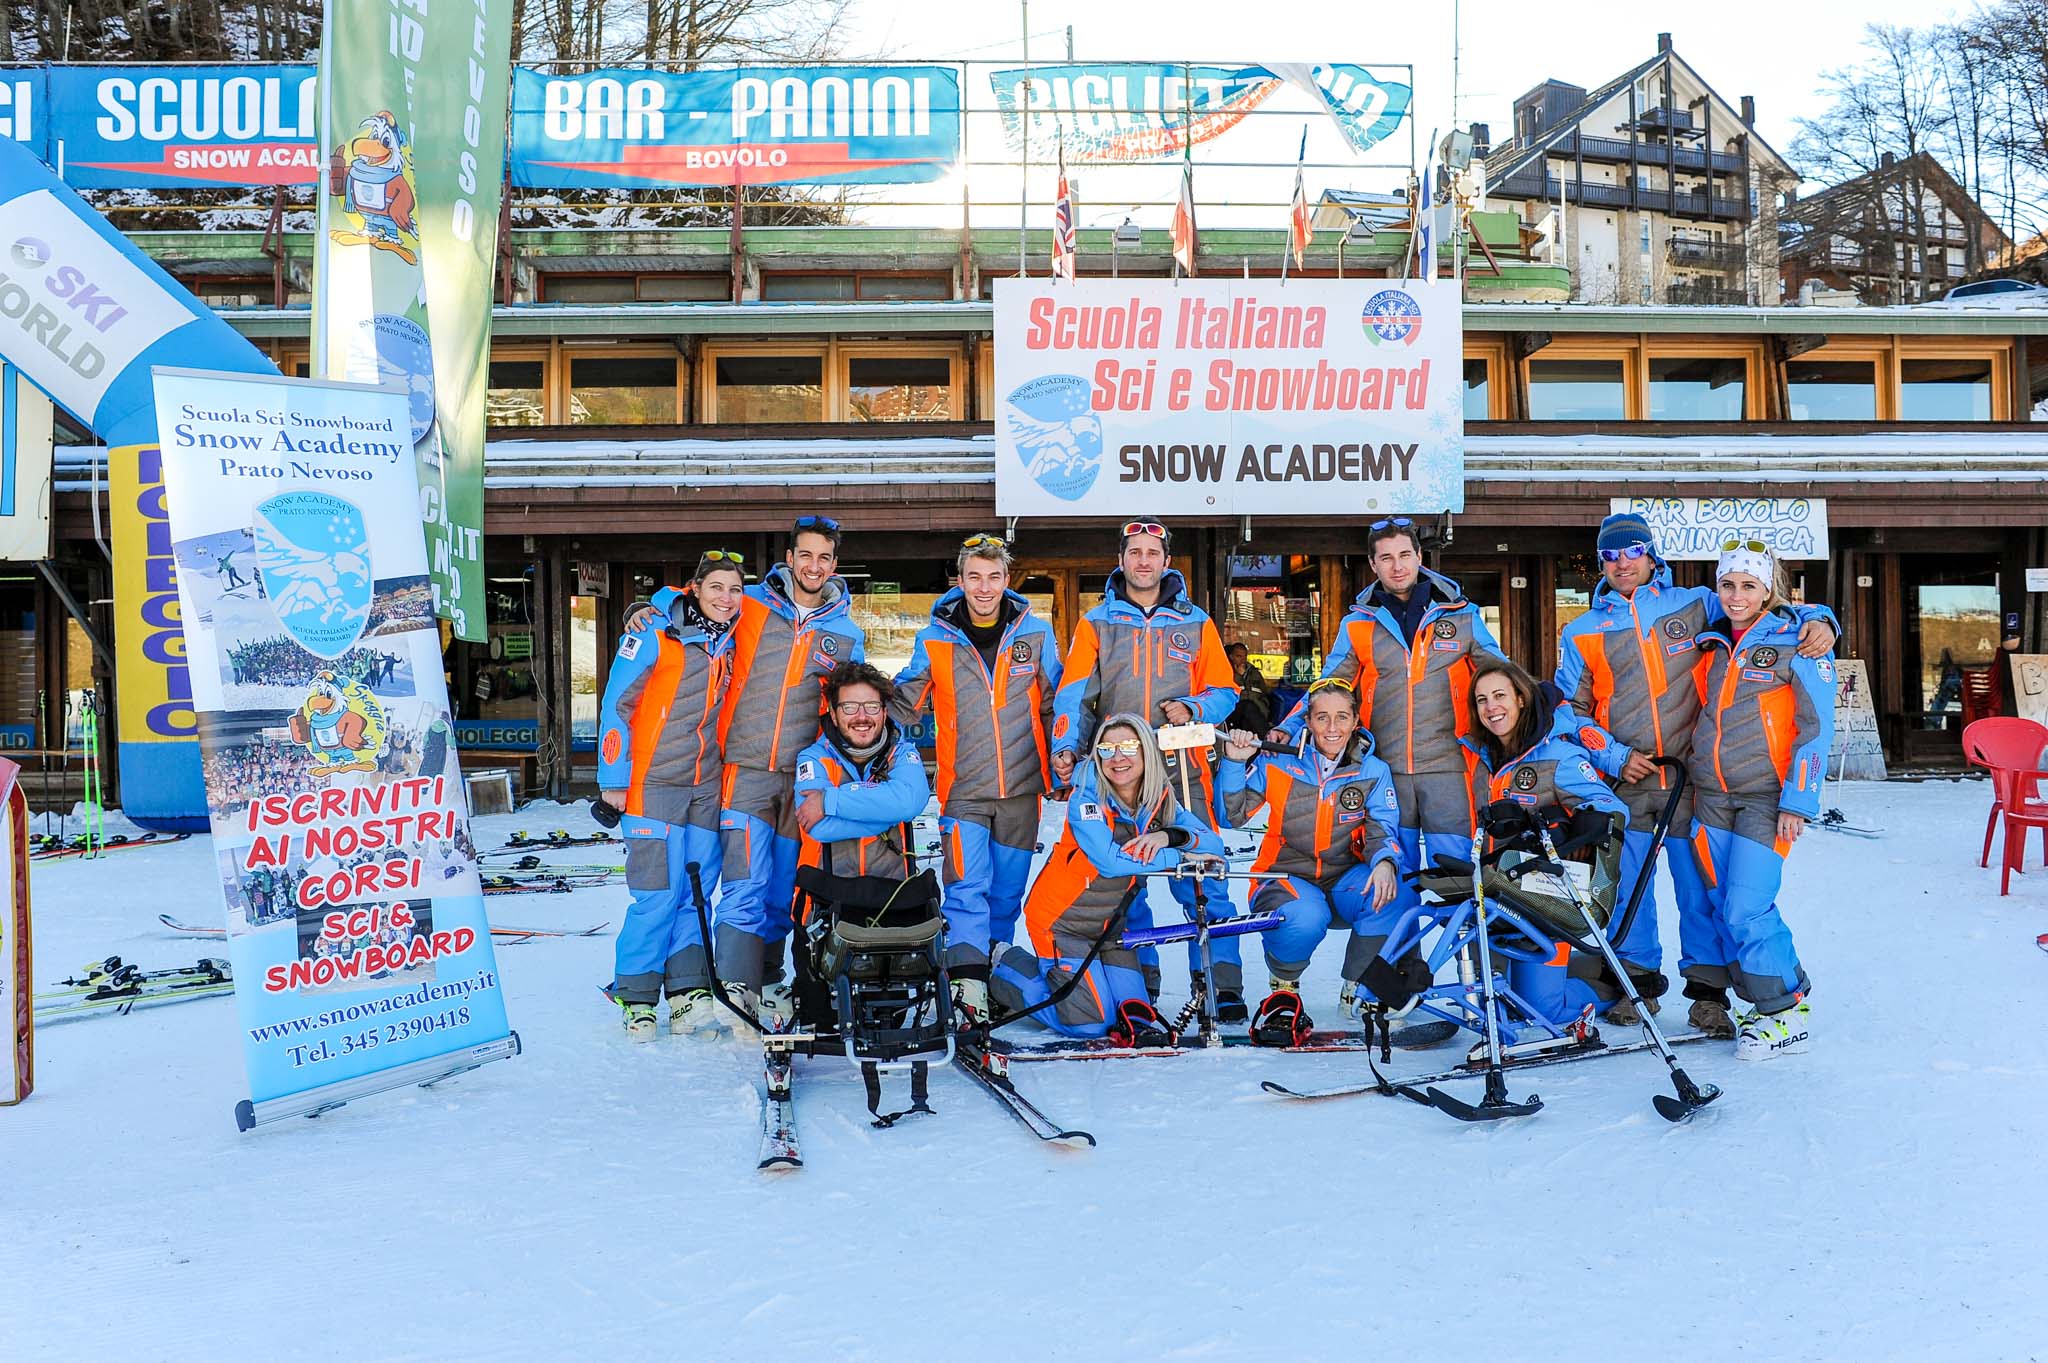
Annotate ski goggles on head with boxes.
[960,533,1007,551]
[1307,676,1355,696]
[794,514,841,533]
[1720,537,1769,555]
[1368,516,1415,532]
[1597,542,1654,563]
[1094,738,1144,759]
[1120,520,1169,544]
[699,549,744,565]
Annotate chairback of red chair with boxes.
[1962,716,2048,772]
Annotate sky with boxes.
[827,0,1978,229]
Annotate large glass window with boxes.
[637,274,729,301]
[847,356,953,421]
[1462,358,1491,421]
[1648,355,1746,420]
[1786,358,1877,420]
[545,275,636,303]
[1900,357,1994,421]
[487,359,545,427]
[1527,357,1627,420]
[446,563,542,749]
[1554,564,1599,645]
[1222,555,1323,692]
[761,274,856,301]
[0,581,38,743]
[567,354,677,424]
[859,274,950,300]
[570,593,599,749]
[1913,577,1999,729]
[713,354,825,422]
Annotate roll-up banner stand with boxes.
[150,367,516,1130]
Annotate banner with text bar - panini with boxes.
[313,0,491,641]
[993,277,1463,518]
[152,367,515,1130]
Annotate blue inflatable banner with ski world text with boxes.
[510,65,961,188]
[150,367,517,1129]
[989,62,1411,162]
[41,64,319,188]
[0,138,277,830]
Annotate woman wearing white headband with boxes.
[1682,539,1837,1059]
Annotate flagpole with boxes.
[1018,1,1029,279]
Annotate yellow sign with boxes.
[110,443,203,824]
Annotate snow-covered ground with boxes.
[5,778,2045,1361]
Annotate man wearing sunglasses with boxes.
[1049,519,1248,1019]
[893,534,1062,1023]
[1276,517,1508,896]
[633,514,866,1007]
[1554,511,1837,1022]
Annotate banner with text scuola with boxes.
[993,277,1463,518]
[42,65,318,188]
[152,368,512,1124]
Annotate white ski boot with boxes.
[1735,1000,1810,1061]
[669,989,725,1035]
[760,982,794,1023]
[951,977,989,1026]
[621,1001,659,1043]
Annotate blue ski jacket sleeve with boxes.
[1779,654,1837,821]
[796,738,931,842]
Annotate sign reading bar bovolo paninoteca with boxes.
[994,278,1464,518]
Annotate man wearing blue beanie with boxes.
[1554,511,1839,1039]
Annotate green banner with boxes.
[313,0,510,642]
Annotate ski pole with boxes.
[1601,756,1689,955]
[1534,819,1720,1123]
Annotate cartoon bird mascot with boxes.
[289,671,390,776]
[327,111,418,264]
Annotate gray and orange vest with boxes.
[894,587,1062,804]
[596,608,729,807]
[1221,734,1403,887]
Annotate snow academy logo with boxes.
[1362,288,1422,347]
[253,491,373,658]
[1006,373,1105,502]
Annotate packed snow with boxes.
[4,777,2044,1361]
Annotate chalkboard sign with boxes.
[1829,658,1887,781]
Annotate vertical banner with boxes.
[314,0,486,641]
[0,364,55,562]
[152,369,516,1129]
[0,139,277,829]
[0,758,28,1106]
[410,0,514,641]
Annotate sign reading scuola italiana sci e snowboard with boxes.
[993,277,1464,518]
[151,368,516,1130]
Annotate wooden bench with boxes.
[457,748,542,800]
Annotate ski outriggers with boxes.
[1555,511,1838,1024]
[1684,539,1834,1059]
[597,552,741,1039]
[992,714,1227,1045]
[1218,678,1404,1047]
[1049,520,1246,1019]
[647,516,867,1009]
[892,534,1062,1023]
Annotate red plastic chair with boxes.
[1961,717,2048,893]
[1960,667,1999,729]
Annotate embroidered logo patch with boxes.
[1742,669,1778,684]
[1433,620,1457,639]
[1664,617,1690,640]
[1750,646,1779,668]
[1816,658,1836,683]
[1012,640,1034,663]
[1338,785,1365,812]
[796,760,817,782]
[1513,765,1539,792]
[616,635,641,661]
[818,634,841,657]
[1169,630,1192,652]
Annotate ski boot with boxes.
[621,1001,658,1042]
[760,982,794,1023]
[1250,987,1312,1048]
[1605,995,1660,1026]
[1108,999,1174,1049]
[1735,1000,1810,1061]
[669,989,725,1035]
[951,976,989,1028]
[1687,997,1737,1040]
[1190,971,1250,1025]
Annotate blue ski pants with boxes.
[712,764,800,992]
[1682,792,1810,1013]
[1253,862,1388,983]
[989,940,1150,1039]
[611,784,723,1003]
[938,795,1040,976]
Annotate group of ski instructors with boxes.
[598,507,1838,1063]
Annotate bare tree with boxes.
[1959,0,2048,250]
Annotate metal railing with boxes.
[1667,236,1745,270]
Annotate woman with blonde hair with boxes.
[989,713,1224,1046]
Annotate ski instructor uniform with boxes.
[1050,566,1243,999]
[893,585,1061,981]
[597,598,730,1006]
[1281,567,1506,891]
[655,565,866,993]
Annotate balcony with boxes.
[1494,173,1748,220]
[1667,237,1745,270]
[1561,131,1746,175]
[1666,281,1747,306]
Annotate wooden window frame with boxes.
[837,342,965,423]
[558,344,684,426]
[1641,336,1766,421]
[1462,338,1510,420]
[486,345,553,427]
[1894,337,2013,421]
[975,339,994,421]
[1785,340,1895,422]
[1520,336,1641,420]
[698,341,831,424]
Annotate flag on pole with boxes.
[1051,137,1076,281]
[1288,127,1313,272]
[1172,162,1198,277]
[1404,146,1435,283]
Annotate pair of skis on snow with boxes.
[159,914,608,942]
[33,956,235,1023]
